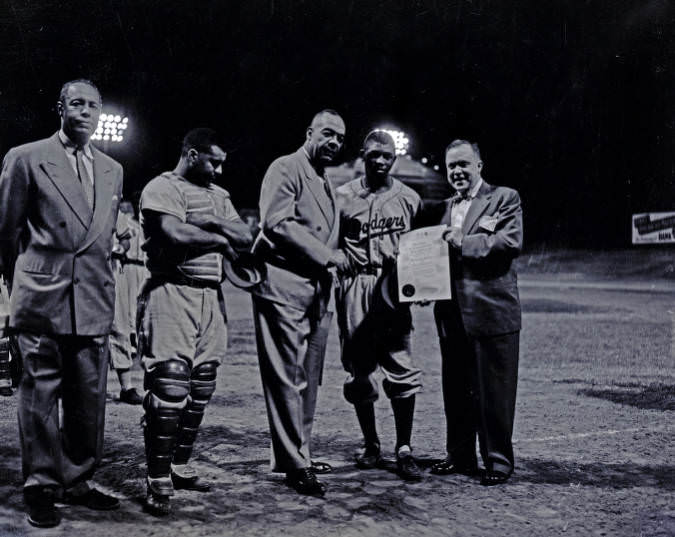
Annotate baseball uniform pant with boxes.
[137,280,228,372]
[337,273,421,404]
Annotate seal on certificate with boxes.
[402,284,416,298]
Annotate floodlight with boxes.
[94,110,130,145]
[374,128,410,156]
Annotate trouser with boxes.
[15,332,109,489]
[436,311,519,475]
[252,295,331,472]
[336,272,421,404]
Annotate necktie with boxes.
[75,148,94,210]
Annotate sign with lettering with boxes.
[632,212,675,244]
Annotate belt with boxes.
[150,273,220,289]
[353,265,382,275]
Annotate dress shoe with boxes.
[144,477,172,517]
[354,443,382,469]
[285,468,326,497]
[120,387,144,405]
[24,487,61,528]
[481,470,510,486]
[62,488,120,510]
[171,472,211,492]
[430,458,479,476]
[310,460,333,474]
[396,449,423,482]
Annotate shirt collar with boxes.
[468,177,483,199]
[58,129,94,160]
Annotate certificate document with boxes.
[396,225,451,302]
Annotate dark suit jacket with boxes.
[252,147,339,313]
[425,181,523,337]
[0,132,123,335]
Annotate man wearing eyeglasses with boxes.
[137,128,252,516]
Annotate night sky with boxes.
[1,0,674,247]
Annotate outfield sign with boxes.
[632,212,675,244]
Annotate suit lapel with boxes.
[297,148,334,226]
[77,148,116,253]
[40,133,92,229]
[462,182,493,234]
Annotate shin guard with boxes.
[173,361,218,466]
[143,360,191,479]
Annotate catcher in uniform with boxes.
[335,130,423,481]
[137,128,252,515]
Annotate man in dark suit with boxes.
[251,110,350,496]
[426,139,523,486]
[0,79,123,527]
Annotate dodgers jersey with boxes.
[336,177,421,269]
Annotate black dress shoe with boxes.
[62,488,120,510]
[396,451,423,482]
[430,458,479,476]
[24,487,61,528]
[310,460,333,474]
[171,472,211,492]
[481,470,510,486]
[120,387,144,405]
[285,468,326,497]
[354,443,382,470]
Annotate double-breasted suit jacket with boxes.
[0,132,123,335]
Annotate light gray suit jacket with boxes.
[252,147,339,314]
[0,132,123,335]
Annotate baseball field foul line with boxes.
[514,425,672,444]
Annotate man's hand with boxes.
[442,226,463,250]
[220,238,239,263]
[327,250,350,273]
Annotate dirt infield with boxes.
[0,277,673,536]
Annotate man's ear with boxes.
[187,148,199,162]
[56,101,64,118]
[477,160,483,172]
[305,127,313,141]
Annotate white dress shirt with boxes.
[58,130,95,185]
[451,178,483,229]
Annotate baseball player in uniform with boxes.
[335,130,423,481]
[251,110,349,496]
[137,128,252,516]
[109,201,146,404]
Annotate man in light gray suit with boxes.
[251,110,349,496]
[0,79,123,527]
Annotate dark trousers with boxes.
[436,308,519,475]
[15,332,109,490]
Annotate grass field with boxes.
[0,250,673,536]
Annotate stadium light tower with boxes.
[374,128,410,156]
[91,112,129,151]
